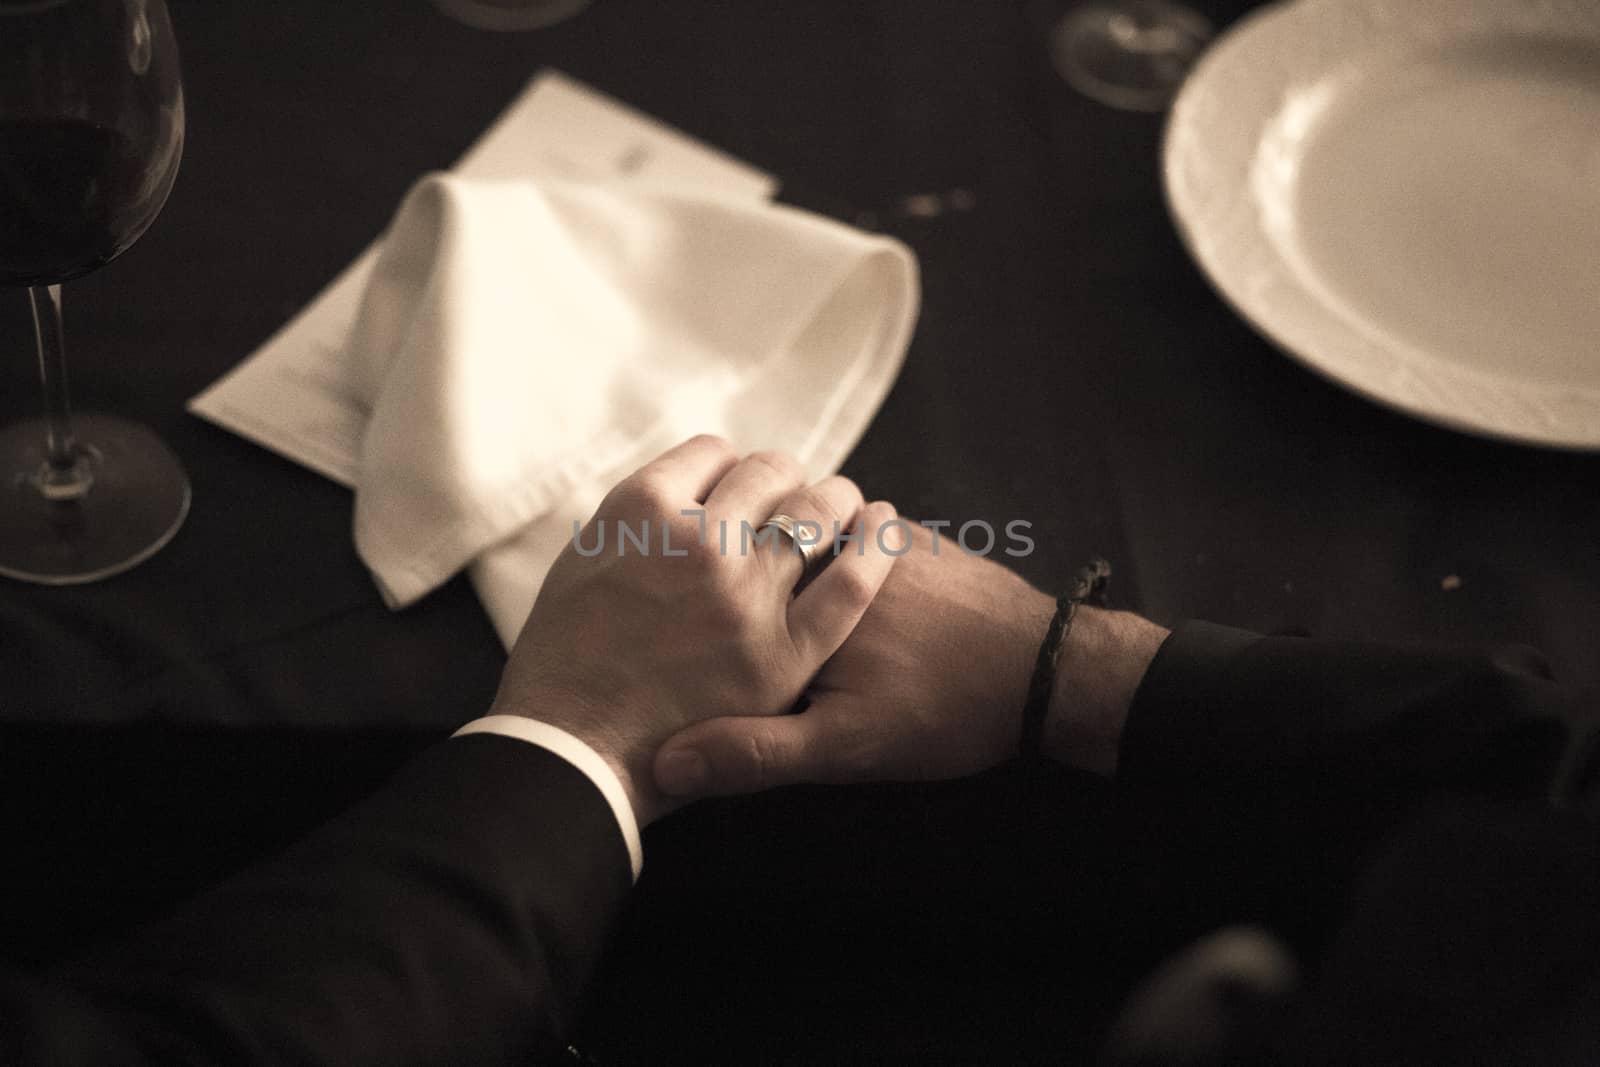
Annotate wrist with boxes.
[589,740,670,828]
[1043,607,1168,776]
[535,722,670,828]
[488,686,671,827]
[453,713,650,877]
[994,585,1057,737]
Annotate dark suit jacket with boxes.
[1,736,631,1065]
[1114,623,1600,1065]
[1,623,1596,1064]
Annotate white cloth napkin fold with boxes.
[345,173,918,647]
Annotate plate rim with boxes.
[1162,0,1600,451]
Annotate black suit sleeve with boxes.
[1111,622,1600,942]
[0,734,632,1066]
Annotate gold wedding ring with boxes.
[760,512,826,574]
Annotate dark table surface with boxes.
[3,0,1598,1060]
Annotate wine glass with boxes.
[1053,0,1213,112]
[429,0,591,32]
[0,0,188,584]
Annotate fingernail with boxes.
[657,749,707,795]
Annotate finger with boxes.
[626,434,739,503]
[787,500,904,666]
[654,695,865,798]
[753,475,865,587]
[702,449,806,523]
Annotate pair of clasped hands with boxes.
[494,436,1167,826]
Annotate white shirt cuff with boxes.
[451,715,643,880]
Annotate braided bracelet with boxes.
[1019,557,1112,762]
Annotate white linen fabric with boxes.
[345,173,919,646]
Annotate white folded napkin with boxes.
[345,173,919,648]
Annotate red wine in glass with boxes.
[0,0,189,584]
[0,120,163,285]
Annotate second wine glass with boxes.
[1053,0,1213,112]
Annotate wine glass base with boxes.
[429,0,591,31]
[0,414,190,585]
[1053,1,1214,112]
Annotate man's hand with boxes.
[490,435,902,825]
[653,523,1170,799]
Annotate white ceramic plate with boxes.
[1164,0,1600,449]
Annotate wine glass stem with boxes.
[27,284,92,501]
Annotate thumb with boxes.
[655,701,848,799]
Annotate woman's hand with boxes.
[653,523,1169,799]
[490,435,902,825]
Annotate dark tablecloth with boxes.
[3,1,1597,1059]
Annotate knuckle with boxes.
[743,728,782,790]
[821,474,863,505]
[604,477,671,518]
[793,486,842,532]
[745,450,803,484]
[687,433,736,458]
